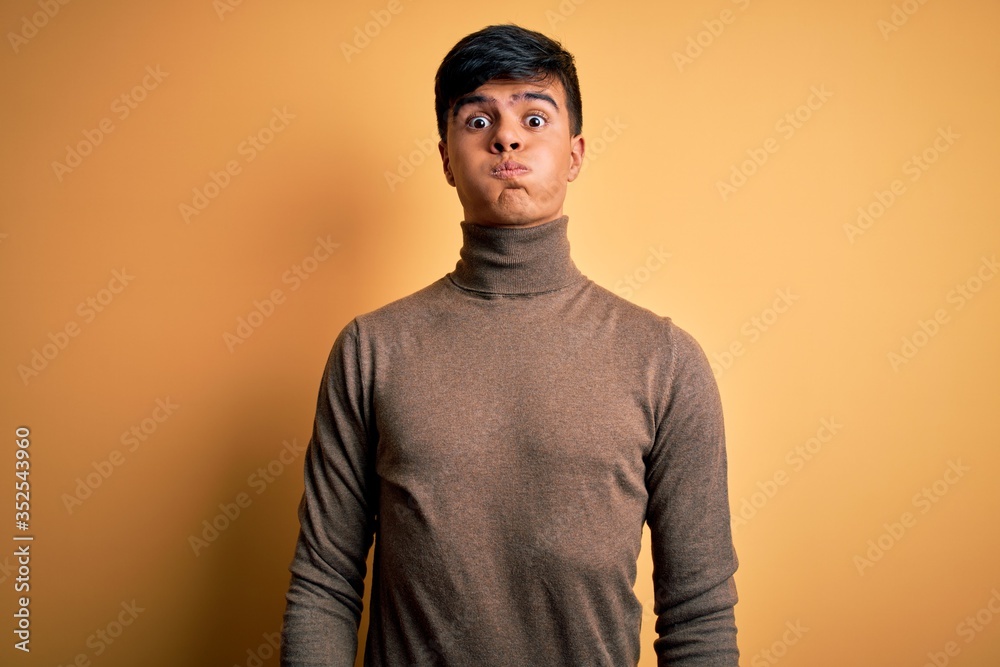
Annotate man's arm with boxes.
[646,322,739,666]
[281,319,378,667]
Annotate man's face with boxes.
[439,76,585,228]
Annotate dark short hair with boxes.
[434,24,583,143]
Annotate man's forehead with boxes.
[451,77,565,120]
[470,76,563,96]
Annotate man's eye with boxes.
[468,116,491,129]
[526,114,547,128]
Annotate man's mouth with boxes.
[491,160,530,179]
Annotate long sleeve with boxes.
[646,323,740,666]
[281,319,379,666]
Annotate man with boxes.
[281,23,739,666]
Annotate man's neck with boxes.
[448,215,583,295]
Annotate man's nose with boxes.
[491,116,522,152]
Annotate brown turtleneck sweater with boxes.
[281,215,739,666]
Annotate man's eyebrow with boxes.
[451,91,560,120]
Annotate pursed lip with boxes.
[491,160,530,179]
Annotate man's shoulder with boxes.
[583,279,709,361]
[353,277,450,332]
[586,279,665,320]
[584,279,675,333]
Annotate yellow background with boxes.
[2,0,998,665]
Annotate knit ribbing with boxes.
[448,215,584,295]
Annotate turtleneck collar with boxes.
[447,215,584,296]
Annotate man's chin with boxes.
[478,195,547,227]
[479,218,553,228]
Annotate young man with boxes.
[281,24,739,666]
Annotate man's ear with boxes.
[439,140,456,187]
[566,134,585,183]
